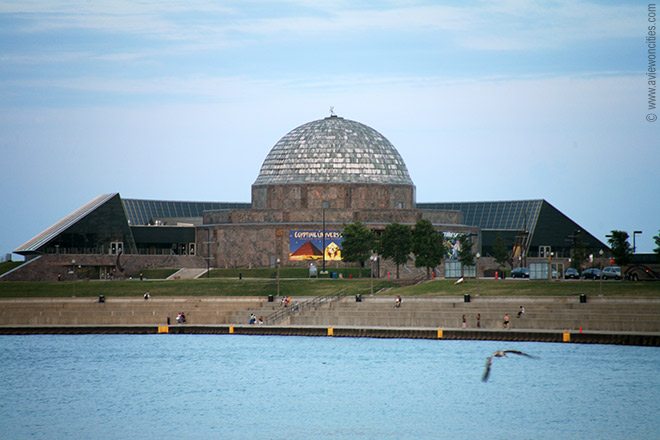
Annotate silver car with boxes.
[601,266,622,280]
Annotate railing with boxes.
[265,289,349,325]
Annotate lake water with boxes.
[1,335,658,440]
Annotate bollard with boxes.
[464,294,471,303]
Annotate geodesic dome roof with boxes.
[253,116,413,186]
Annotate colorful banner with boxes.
[289,230,343,261]
[443,232,462,261]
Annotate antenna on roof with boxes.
[329,106,336,117]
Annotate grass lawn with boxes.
[0,278,394,298]
[207,267,371,279]
[395,278,660,297]
[0,261,23,276]
[0,276,658,299]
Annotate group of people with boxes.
[248,313,264,325]
[462,313,480,328]
[176,312,187,324]
[457,306,525,329]
[503,306,525,329]
[394,295,402,308]
[281,296,293,307]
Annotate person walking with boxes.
[503,313,511,329]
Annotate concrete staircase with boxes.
[167,268,208,280]
[1,296,658,333]
[288,296,660,333]
[0,297,268,326]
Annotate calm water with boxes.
[1,335,658,440]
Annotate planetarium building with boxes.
[5,115,606,281]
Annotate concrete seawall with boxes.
[0,324,658,346]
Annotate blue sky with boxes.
[0,0,657,256]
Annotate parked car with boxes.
[564,267,580,279]
[601,266,622,280]
[582,268,601,280]
[511,267,530,278]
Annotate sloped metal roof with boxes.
[418,200,544,232]
[122,199,250,226]
[14,193,119,253]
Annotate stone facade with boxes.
[251,183,415,210]
[201,207,476,268]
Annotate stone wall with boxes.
[251,183,415,210]
[1,254,207,281]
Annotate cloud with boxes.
[0,0,643,55]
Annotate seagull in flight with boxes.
[482,350,537,382]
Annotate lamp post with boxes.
[276,258,281,297]
[370,255,378,295]
[321,200,329,274]
[633,230,642,254]
[599,249,604,295]
[475,252,480,280]
[206,228,211,278]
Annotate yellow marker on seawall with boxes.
[437,328,443,339]
[563,331,571,342]
[327,327,334,336]
[229,325,234,334]
[158,326,169,334]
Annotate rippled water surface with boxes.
[1,335,658,439]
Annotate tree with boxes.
[412,219,446,279]
[341,222,375,277]
[492,234,509,270]
[654,230,660,261]
[569,230,589,269]
[607,230,632,267]
[457,234,475,277]
[380,223,412,279]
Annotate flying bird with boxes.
[482,350,537,382]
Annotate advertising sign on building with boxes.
[289,230,343,261]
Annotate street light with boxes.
[599,249,604,295]
[633,231,642,254]
[370,255,378,295]
[206,228,211,278]
[276,258,281,297]
[321,200,330,274]
[475,252,480,280]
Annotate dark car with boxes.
[582,268,601,280]
[564,268,580,279]
[511,267,530,278]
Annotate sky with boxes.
[0,0,658,258]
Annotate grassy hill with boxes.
[0,277,658,299]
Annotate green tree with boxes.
[654,230,660,261]
[569,231,589,269]
[492,234,509,270]
[380,223,412,279]
[607,230,632,267]
[412,219,446,279]
[341,221,375,277]
[457,234,475,277]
